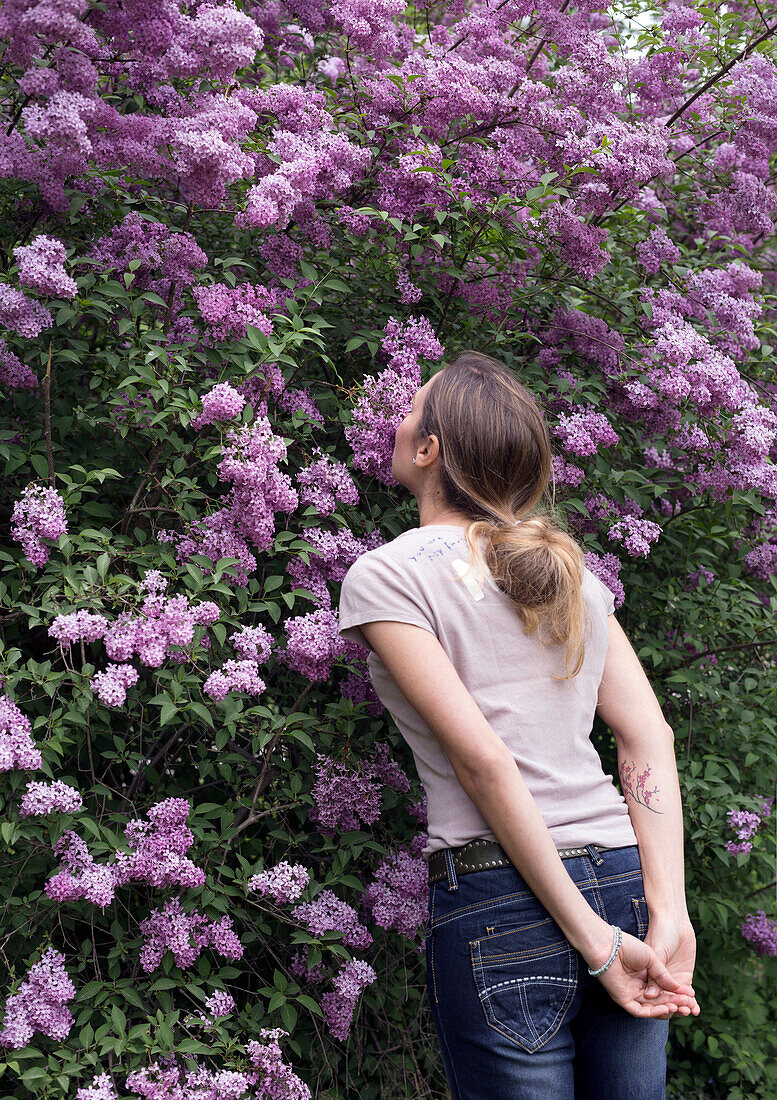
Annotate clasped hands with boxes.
[593,915,700,1020]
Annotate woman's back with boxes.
[338,523,637,857]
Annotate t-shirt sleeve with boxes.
[338,552,437,654]
[590,572,616,616]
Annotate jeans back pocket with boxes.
[469,918,578,1054]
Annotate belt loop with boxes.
[586,843,603,866]
[444,848,459,891]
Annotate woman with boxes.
[337,351,699,1099]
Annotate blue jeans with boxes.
[424,843,669,1099]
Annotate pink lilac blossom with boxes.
[246,1027,312,1099]
[111,798,205,890]
[0,338,38,389]
[248,860,311,904]
[11,483,67,567]
[584,551,624,610]
[90,662,139,707]
[44,829,115,907]
[0,284,52,337]
[75,1073,119,1100]
[345,366,418,485]
[321,959,377,1042]
[726,806,769,856]
[607,516,662,558]
[203,659,266,701]
[49,610,109,646]
[345,315,444,484]
[204,991,236,1018]
[553,407,619,457]
[292,888,373,949]
[361,847,428,938]
[18,779,82,816]
[289,947,327,985]
[286,526,383,608]
[193,282,280,343]
[636,226,681,274]
[0,694,42,771]
[190,416,299,561]
[0,948,75,1050]
[276,386,326,425]
[138,896,243,972]
[230,624,274,662]
[13,234,77,297]
[281,607,359,681]
[126,1058,254,1100]
[192,382,246,429]
[741,911,777,956]
[296,449,359,516]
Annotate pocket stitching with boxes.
[470,938,578,1053]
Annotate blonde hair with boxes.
[416,350,590,681]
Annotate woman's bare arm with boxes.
[595,613,690,922]
[357,617,698,1016]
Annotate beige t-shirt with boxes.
[337,524,637,858]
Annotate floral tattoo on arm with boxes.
[619,760,664,814]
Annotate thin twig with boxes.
[665,23,777,128]
[42,341,55,488]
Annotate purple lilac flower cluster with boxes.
[160,416,298,587]
[14,234,77,297]
[345,316,444,485]
[11,483,67,568]
[203,621,274,701]
[18,779,82,817]
[280,606,361,682]
[90,212,208,327]
[286,525,384,609]
[248,860,311,904]
[49,573,221,706]
[45,830,115,907]
[0,693,42,771]
[191,381,246,429]
[112,798,205,890]
[90,662,139,707]
[0,337,38,389]
[246,1028,312,1099]
[553,407,619,458]
[308,743,411,836]
[125,1058,254,1100]
[741,910,777,956]
[295,447,359,517]
[0,284,52,338]
[726,797,773,856]
[139,896,243,972]
[361,847,429,939]
[0,948,75,1050]
[292,889,373,950]
[75,1073,118,1100]
[321,958,377,1041]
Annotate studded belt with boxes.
[427,837,609,885]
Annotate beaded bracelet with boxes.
[587,925,623,976]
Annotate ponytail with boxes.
[416,351,590,681]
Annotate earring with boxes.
[412,458,416,464]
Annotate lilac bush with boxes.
[2,0,777,1096]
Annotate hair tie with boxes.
[512,519,522,526]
